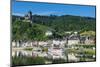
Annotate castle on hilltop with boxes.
[24,11,33,23]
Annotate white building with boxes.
[68,34,80,45]
[38,41,48,46]
[52,39,66,48]
[12,41,20,47]
[68,40,80,45]
[12,41,16,47]
[21,41,33,47]
[85,37,95,45]
[45,31,52,36]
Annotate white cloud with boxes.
[12,13,24,16]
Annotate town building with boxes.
[67,34,80,45]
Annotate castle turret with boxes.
[28,11,32,23]
[24,11,33,23]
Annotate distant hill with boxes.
[12,15,96,32]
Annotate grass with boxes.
[42,47,48,52]
[12,56,45,66]
[23,47,33,51]
[67,48,80,53]
[68,48,95,55]
[74,44,96,49]
[84,49,95,55]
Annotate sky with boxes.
[12,1,96,18]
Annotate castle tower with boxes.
[28,11,33,23]
[24,11,33,23]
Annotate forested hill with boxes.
[12,15,96,32]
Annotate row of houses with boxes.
[12,35,95,47]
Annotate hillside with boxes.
[12,20,51,41]
[32,15,96,32]
[13,15,96,32]
[12,15,96,40]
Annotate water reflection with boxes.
[12,45,96,66]
[12,49,89,62]
[12,50,48,58]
